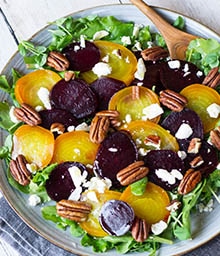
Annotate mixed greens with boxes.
[0,14,220,255]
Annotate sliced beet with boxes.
[186,141,218,177]
[161,108,204,151]
[39,108,78,131]
[93,131,138,188]
[50,78,98,119]
[90,77,126,110]
[99,200,135,236]
[62,41,100,72]
[45,161,88,201]
[143,150,185,191]
[159,60,205,92]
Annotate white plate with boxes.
[0,4,219,256]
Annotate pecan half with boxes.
[56,199,92,222]
[187,137,202,154]
[189,155,204,168]
[50,122,65,134]
[64,70,75,81]
[89,115,110,144]
[141,46,169,61]
[159,89,188,112]
[47,51,69,71]
[9,155,32,186]
[116,161,149,186]
[96,110,121,128]
[202,67,220,88]
[177,169,202,195]
[131,216,150,242]
[210,126,220,150]
[14,103,41,126]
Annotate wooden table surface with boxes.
[0,0,219,255]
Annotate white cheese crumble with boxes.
[134,58,146,81]
[112,49,122,59]
[168,60,181,69]
[132,24,142,37]
[121,36,132,45]
[102,54,110,63]
[83,176,112,194]
[75,122,90,131]
[37,87,51,109]
[26,163,38,174]
[132,41,142,51]
[151,220,168,235]
[68,166,88,188]
[177,151,187,160]
[80,34,86,48]
[125,113,132,123]
[93,30,109,40]
[155,168,182,185]
[92,62,112,77]
[28,194,41,206]
[183,63,189,72]
[68,186,82,201]
[9,106,20,123]
[175,123,193,139]
[74,45,80,52]
[108,147,118,153]
[142,103,164,120]
[206,103,220,118]
[196,70,203,77]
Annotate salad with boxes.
[0,14,220,255]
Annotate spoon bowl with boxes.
[130,0,198,60]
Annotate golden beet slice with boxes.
[120,182,170,224]
[12,125,54,168]
[15,69,61,108]
[51,131,99,166]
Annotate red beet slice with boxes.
[161,108,204,151]
[62,41,100,72]
[93,131,138,188]
[90,77,126,110]
[50,78,98,119]
[99,200,135,236]
[159,60,205,92]
[46,161,88,201]
[143,150,185,191]
[39,108,78,131]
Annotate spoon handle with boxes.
[129,0,177,39]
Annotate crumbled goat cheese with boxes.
[67,125,75,132]
[26,163,38,174]
[138,147,149,156]
[102,54,110,63]
[125,113,132,123]
[151,220,168,235]
[177,151,187,160]
[134,58,146,81]
[121,36,132,45]
[92,62,112,77]
[93,30,109,40]
[28,194,41,206]
[206,103,220,118]
[183,63,189,72]
[196,70,203,77]
[84,176,112,194]
[86,190,99,203]
[197,199,214,213]
[112,49,122,59]
[132,24,142,37]
[183,71,191,77]
[9,106,20,123]
[37,87,51,109]
[168,60,181,69]
[74,45,80,52]
[68,186,82,201]
[75,122,90,131]
[80,35,86,48]
[35,105,44,112]
[155,168,182,185]
[175,123,193,139]
[108,147,118,153]
[142,103,164,120]
[166,200,181,212]
[132,41,142,51]
[68,166,88,188]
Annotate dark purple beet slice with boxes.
[39,108,78,131]
[90,77,126,110]
[133,61,165,93]
[159,60,205,92]
[50,78,98,119]
[46,161,88,201]
[161,108,204,151]
[186,141,218,177]
[99,200,135,236]
[93,131,138,188]
[62,41,100,72]
[143,150,185,191]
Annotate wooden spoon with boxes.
[130,0,198,60]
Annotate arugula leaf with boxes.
[186,38,220,74]
[173,16,185,30]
